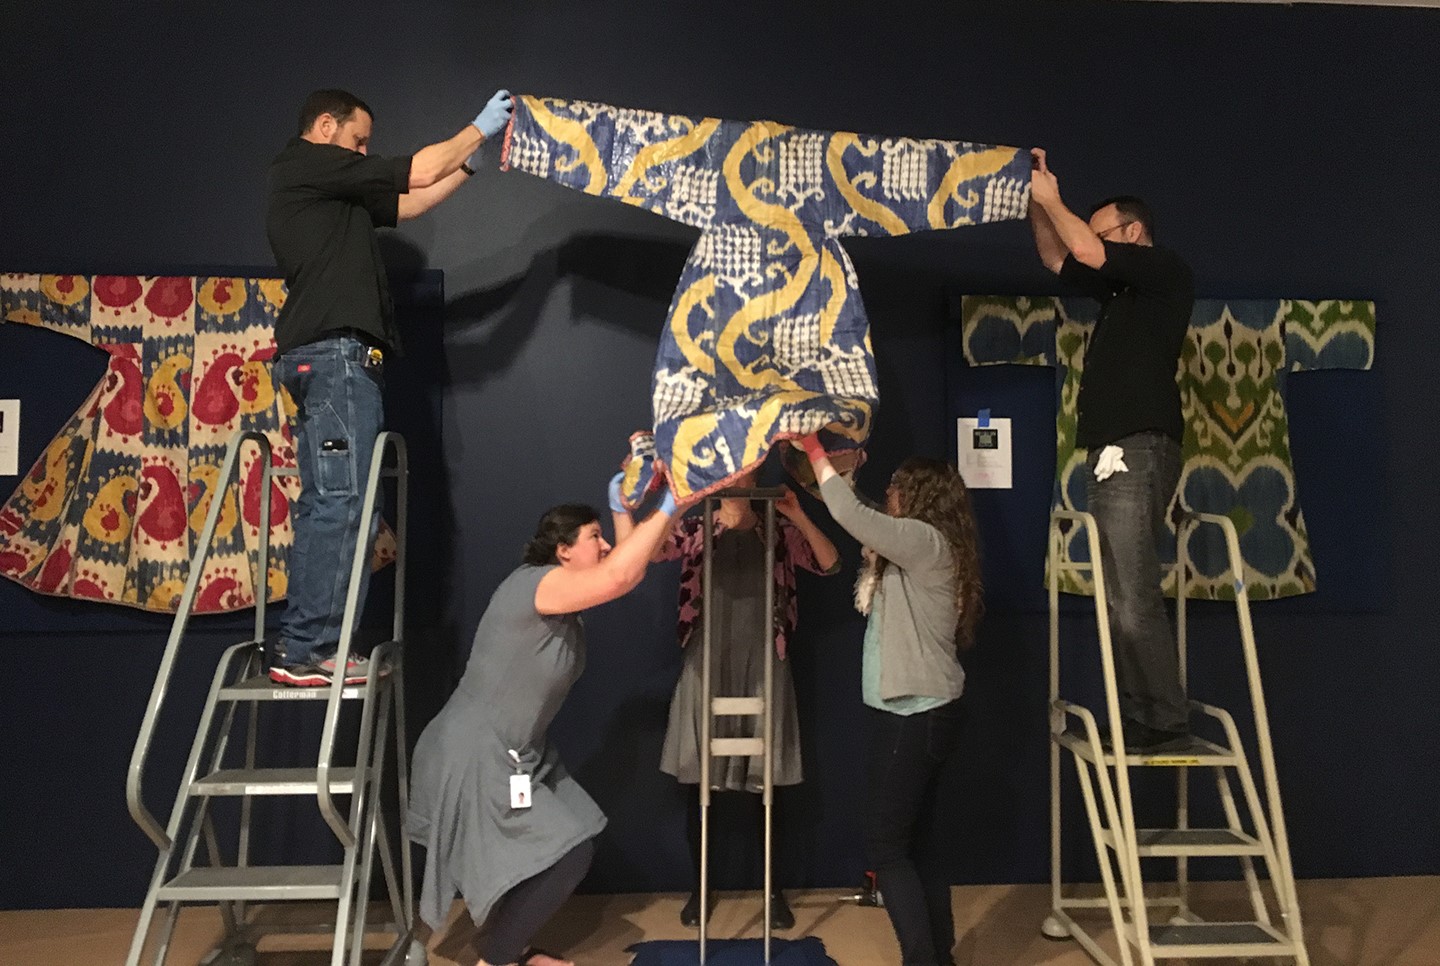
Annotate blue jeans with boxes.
[273,335,384,666]
[1085,430,1187,733]
[864,701,964,966]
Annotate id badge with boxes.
[510,773,532,809]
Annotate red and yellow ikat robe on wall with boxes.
[0,273,298,614]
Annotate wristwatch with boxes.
[460,162,476,177]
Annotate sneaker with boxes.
[269,653,379,687]
[768,888,795,930]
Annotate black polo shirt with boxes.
[266,138,413,355]
[1061,241,1194,449]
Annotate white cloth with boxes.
[1093,444,1129,482]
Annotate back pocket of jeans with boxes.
[317,437,354,495]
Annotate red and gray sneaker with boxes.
[269,653,383,686]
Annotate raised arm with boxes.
[1029,150,1069,274]
[1029,150,1106,269]
[776,489,840,574]
[534,489,677,615]
[397,90,513,219]
[608,472,636,545]
[799,436,946,572]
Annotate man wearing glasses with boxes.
[1027,148,1196,753]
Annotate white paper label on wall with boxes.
[0,400,19,477]
[956,413,1011,489]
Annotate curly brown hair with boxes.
[888,457,984,650]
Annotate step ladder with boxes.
[1041,508,1309,964]
[697,486,786,965]
[124,429,413,966]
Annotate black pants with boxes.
[478,838,595,965]
[864,701,964,966]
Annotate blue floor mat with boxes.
[627,937,838,966]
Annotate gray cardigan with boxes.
[820,475,966,702]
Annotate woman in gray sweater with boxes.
[798,434,982,966]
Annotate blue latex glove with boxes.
[473,89,513,140]
[657,486,677,517]
[607,472,627,514]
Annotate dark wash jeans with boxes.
[864,700,964,966]
[1084,430,1187,733]
[273,335,384,665]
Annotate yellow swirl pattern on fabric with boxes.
[670,275,718,376]
[669,412,722,499]
[816,246,848,348]
[187,463,239,537]
[41,275,89,307]
[144,353,191,429]
[928,146,1018,228]
[84,475,138,543]
[256,279,287,313]
[22,437,77,523]
[827,134,909,237]
[525,97,606,193]
[145,579,185,611]
[718,123,814,390]
[614,117,721,206]
[742,391,818,467]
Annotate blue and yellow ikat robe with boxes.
[502,96,1031,507]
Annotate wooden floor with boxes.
[3,877,1438,965]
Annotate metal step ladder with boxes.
[697,486,785,965]
[1041,508,1309,964]
[124,429,413,966]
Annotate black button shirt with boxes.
[1060,242,1195,449]
[266,138,413,355]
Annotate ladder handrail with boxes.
[127,430,274,850]
[1048,508,1153,963]
[315,431,408,846]
[1176,510,1306,937]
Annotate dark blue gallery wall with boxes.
[2,0,1437,909]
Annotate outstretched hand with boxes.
[606,472,628,514]
[797,433,828,464]
[1029,147,1060,207]
[775,487,804,522]
[474,89,514,140]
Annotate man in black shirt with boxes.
[265,87,512,686]
[1028,148,1195,752]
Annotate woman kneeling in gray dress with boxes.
[405,488,676,966]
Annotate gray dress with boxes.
[660,527,803,790]
[407,565,607,930]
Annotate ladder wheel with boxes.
[1040,914,1072,940]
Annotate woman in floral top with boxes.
[612,469,837,930]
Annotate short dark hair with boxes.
[297,89,373,136]
[1090,195,1155,241]
[522,504,601,566]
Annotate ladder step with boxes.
[1056,729,1237,766]
[1135,921,1293,958]
[712,697,764,716]
[192,767,357,796]
[1101,827,1266,857]
[710,737,764,757]
[217,674,372,702]
[156,866,345,901]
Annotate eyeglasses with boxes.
[1095,221,1135,240]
